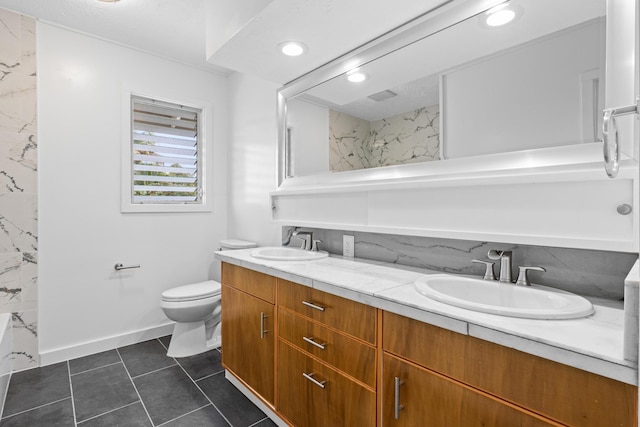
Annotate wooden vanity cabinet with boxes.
[382,353,558,426]
[278,340,376,427]
[276,279,377,427]
[221,263,276,405]
[383,311,638,427]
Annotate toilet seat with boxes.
[161,280,221,302]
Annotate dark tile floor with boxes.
[0,337,278,427]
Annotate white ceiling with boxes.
[0,0,450,85]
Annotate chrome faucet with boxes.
[487,250,512,283]
[292,230,313,250]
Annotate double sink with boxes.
[250,246,594,320]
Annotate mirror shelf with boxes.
[274,143,636,195]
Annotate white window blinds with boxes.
[131,96,202,204]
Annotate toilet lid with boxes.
[219,239,257,249]
[161,280,221,302]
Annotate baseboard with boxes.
[39,322,175,367]
[225,370,289,427]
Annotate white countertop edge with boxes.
[215,251,638,385]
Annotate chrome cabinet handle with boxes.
[602,98,639,178]
[260,312,268,339]
[302,300,325,311]
[303,372,326,389]
[302,336,326,350]
[394,376,404,420]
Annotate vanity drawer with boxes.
[221,263,275,303]
[383,311,638,427]
[277,340,376,427]
[277,279,376,344]
[278,307,376,388]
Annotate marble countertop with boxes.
[214,249,637,385]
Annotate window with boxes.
[130,95,202,204]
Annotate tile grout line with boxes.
[154,403,211,427]
[69,361,124,377]
[176,361,234,427]
[67,361,79,427]
[190,368,225,383]
[130,362,179,380]
[248,417,271,427]
[0,396,72,420]
[76,401,140,425]
[156,338,233,427]
[115,347,156,427]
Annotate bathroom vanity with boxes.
[216,250,638,427]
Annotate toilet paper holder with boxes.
[114,263,141,271]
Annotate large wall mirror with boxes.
[278,0,607,185]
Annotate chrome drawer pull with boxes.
[303,372,326,389]
[302,336,326,350]
[260,312,268,339]
[302,300,325,311]
[394,376,404,419]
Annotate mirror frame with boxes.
[275,0,624,191]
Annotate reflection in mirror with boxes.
[285,0,605,178]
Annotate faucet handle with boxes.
[487,250,511,260]
[471,260,496,281]
[515,266,546,287]
[311,240,322,251]
[293,236,306,249]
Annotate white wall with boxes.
[443,20,605,158]
[287,99,329,176]
[38,23,228,364]
[227,72,281,246]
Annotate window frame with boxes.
[121,89,213,213]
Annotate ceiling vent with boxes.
[368,90,397,102]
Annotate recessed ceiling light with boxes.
[346,68,368,83]
[278,41,307,57]
[485,3,516,27]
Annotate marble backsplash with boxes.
[329,105,440,172]
[0,9,38,371]
[283,227,637,300]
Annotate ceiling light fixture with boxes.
[346,68,368,83]
[97,0,121,2]
[485,3,516,27]
[278,41,307,57]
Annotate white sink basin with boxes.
[250,247,329,261]
[414,274,594,320]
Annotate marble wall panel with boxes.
[0,253,21,312]
[368,105,440,167]
[0,9,37,371]
[329,110,370,171]
[284,227,637,300]
[11,309,38,369]
[329,105,440,172]
[0,193,37,253]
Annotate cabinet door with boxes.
[278,340,376,427]
[221,284,274,404]
[382,353,558,427]
[383,311,638,426]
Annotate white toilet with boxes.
[160,239,257,357]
